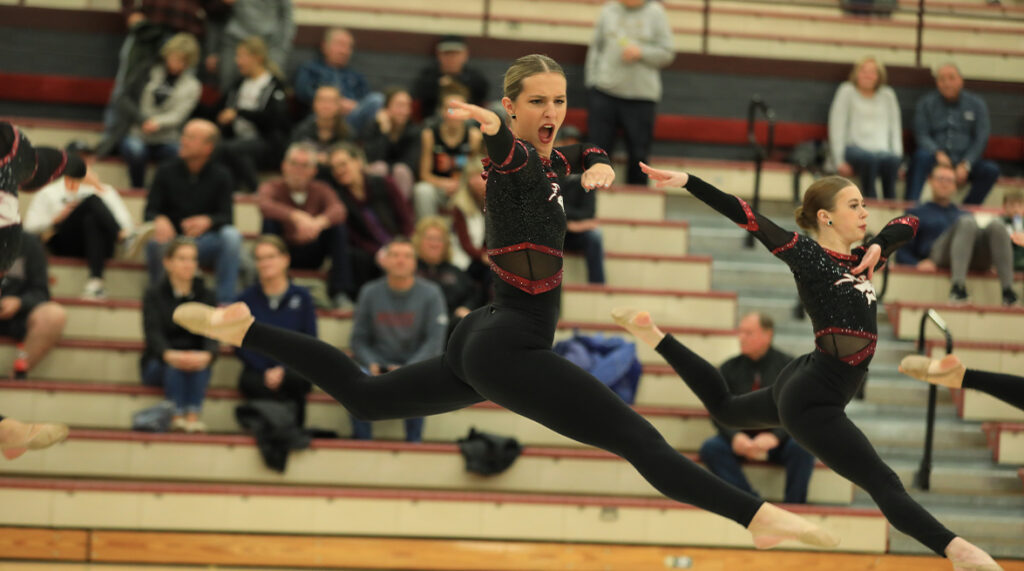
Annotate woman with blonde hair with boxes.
[175,54,839,552]
[215,36,291,191]
[413,216,479,333]
[828,56,903,200]
[613,161,1001,570]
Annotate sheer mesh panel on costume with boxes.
[817,333,873,359]
[491,250,562,281]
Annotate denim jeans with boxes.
[350,416,425,442]
[905,148,1000,204]
[699,433,816,504]
[843,145,901,200]
[142,358,212,415]
[119,136,179,189]
[564,229,606,284]
[146,225,242,303]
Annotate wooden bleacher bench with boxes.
[887,302,1024,344]
[882,266,1023,306]
[926,340,1024,422]
[0,475,888,552]
[981,422,1024,465]
[0,426,854,504]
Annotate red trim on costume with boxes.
[491,141,529,174]
[736,198,759,231]
[582,147,607,160]
[0,127,20,168]
[496,138,517,168]
[770,233,799,254]
[552,149,570,176]
[823,246,858,261]
[814,327,878,366]
[487,241,564,295]
[887,214,920,235]
[487,242,563,258]
[45,151,68,185]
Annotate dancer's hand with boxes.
[852,243,882,280]
[639,162,688,188]
[581,163,614,191]
[446,100,501,136]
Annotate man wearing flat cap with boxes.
[411,35,490,118]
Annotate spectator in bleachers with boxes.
[205,0,294,90]
[23,176,137,300]
[896,164,1017,305]
[258,142,354,309]
[413,216,479,335]
[215,36,291,192]
[96,33,203,190]
[349,237,448,442]
[698,312,815,504]
[141,237,217,432]
[97,0,216,147]
[235,234,316,426]
[413,83,483,220]
[1003,190,1024,271]
[410,35,490,117]
[557,126,605,284]
[827,56,903,200]
[290,86,352,165]
[448,156,491,301]
[584,0,674,185]
[0,233,66,380]
[293,28,384,132]
[321,143,415,295]
[906,63,999,205]
[360,87,421,201]
[145,118,242,304]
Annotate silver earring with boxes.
[827,220,833,226]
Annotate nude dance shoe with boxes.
[899,354,966,389]
[1,420,69,460]
[173,302,255,347]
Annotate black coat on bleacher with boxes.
[141,276,218,366]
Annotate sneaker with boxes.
[1003,288,1019,307]
[184,419,207,434]
[949,284,969,304]
[81,278,106,301]
[122,222,156,260]
[332,293,354,311]
[171,417,188,432]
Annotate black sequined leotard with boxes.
[481,122,609,300]
[685,176,918,367]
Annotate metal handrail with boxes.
[913,308,953,492]
[744,96,775,248]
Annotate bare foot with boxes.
[611,307,666,349]
[899,354,966,389]
[0,418,69,460]
[946,537,1002,571]
[173,302,254,347]
[746,502,840,550]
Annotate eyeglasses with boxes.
[932,175,956,183]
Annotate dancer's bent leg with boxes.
[656,334,782,430]
[242,322,484,420]
[776,362,955,555]
[963,369,1024,410]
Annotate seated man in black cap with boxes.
[410,34,490,118]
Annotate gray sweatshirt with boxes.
[222,0,295,67]
[584,0,674,101]
[134,66,202,145]
[827,81,903,167]
[350,277,449,368]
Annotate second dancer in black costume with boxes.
[173,54,837,549]
[613,162,1001,571]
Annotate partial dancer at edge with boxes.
[613,163,1001,571]
[1,121,94,457]
[900,355,1024,411]
[174,54,837,549]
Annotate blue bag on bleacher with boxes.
[553,333,643,404]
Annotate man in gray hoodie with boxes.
[584,0,674,185]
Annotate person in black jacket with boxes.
[410,35,489,118]
[141,237,218,432]
[556,126,605,284]
[413,216,479,336]
[144,119,242,304]
[215,36,291,191]
[0,233,67,379]
[360,86,420,200]
[289,85,351,164]
[697,312,814,504]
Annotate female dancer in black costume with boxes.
[174,54,836,549]
[1,120,93,457]
[612,162,1001,570]
[900,354,1024,411]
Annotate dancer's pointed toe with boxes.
[899,354,965,389]
[173,302,254,346]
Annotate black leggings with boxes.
[964,369,1024,410]
[241,293,764,526]
[48,195,120,278]
[656,334,956,555]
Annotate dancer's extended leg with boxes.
[901,355,1024,411]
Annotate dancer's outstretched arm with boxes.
[640,163,798,253]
